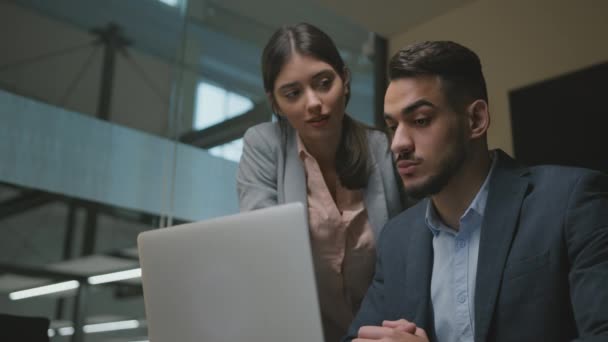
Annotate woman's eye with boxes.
[284,90,300,99]
[318,78,332,89]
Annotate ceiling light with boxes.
[83,320,140,333]
[9,280,79,300]
[87,268,141,285]
[157,0,179,6]
[48,320,142,337]
[58,326,75,336]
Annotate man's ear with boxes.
[467,99,490,139]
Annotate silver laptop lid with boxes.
[138,203,324,342]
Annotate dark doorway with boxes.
[509,61,608,174]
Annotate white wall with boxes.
[388,0,608,155]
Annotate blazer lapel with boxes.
[474,151,530,341]
[403,201,435,331]
[282,128,308,207]
[364,153,389,237]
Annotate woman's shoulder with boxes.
[243,122,282,150]
[242,121,294,160]
[364,127,390,150]
[243,122,282,145]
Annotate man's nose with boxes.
[390,125,414,157]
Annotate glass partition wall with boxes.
[0,0,383,341]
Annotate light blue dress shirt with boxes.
[426,155,496,342]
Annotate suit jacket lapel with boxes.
[474,150,530,341]
[364,151,389,237]
[283,127,308,207]
[403,201,435,332]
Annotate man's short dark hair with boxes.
[389,41,488,111]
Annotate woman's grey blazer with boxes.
[237,122,407,238]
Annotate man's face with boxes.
[384,75,469,199]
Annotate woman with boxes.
[237,23,407,341]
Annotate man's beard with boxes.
[402,140,468,200]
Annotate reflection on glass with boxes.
[0,181,163,341]
[157,0,180,6]
[208,138,244,163]
[193,81,254,130]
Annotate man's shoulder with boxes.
[528,164,600,180]
[525,164,605,193]
[493,150,604,195]
[493,161,607,221]
[380,200,428,240]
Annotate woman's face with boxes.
[272,53,347,145]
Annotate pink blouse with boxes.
[297,135,376,341]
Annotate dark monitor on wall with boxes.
[0,314,50,342]
[509,61,608,174]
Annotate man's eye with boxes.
[386,125,397,132]
[414,118,430,126]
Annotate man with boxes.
[344,41,608,342]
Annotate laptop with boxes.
[137,203,325,342]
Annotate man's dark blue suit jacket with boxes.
[344,150,608,342]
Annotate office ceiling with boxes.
[211,0,475,38]
[9,0,475,106]
[316,0,475,37]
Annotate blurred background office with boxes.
[0,0,606,341]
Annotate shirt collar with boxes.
[425,151,498,236]
[296,134,310,161]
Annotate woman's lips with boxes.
[308,116,329,128]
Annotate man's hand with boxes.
[353,319,429,342]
